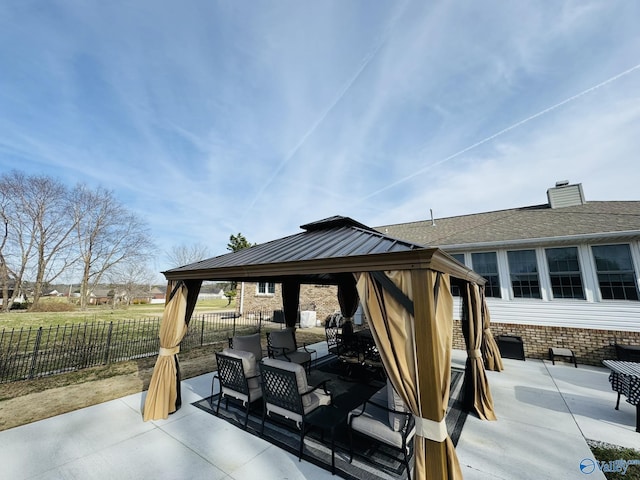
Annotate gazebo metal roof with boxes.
[163,216,486,285]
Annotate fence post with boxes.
[200,314,205,347]
[104,321,114,365]
[232,313,237,337]
[28,327,43,380]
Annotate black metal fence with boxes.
[0,309,277,384]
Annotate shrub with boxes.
[29,301,76,312]
[9,302,29,310]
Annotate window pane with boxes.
[545,247,584,299]
[451,253,465,265]
[508,250,541,299]
[472,252,501,298]
[258,282,276,294]
[592,245,639,301]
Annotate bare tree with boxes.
[107,261,157,307]
[72,186,155,310]
[166,243,212,268]
[0,181,14,312]
[0,172,77,310]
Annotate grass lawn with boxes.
[0,298,236,329]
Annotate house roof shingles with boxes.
[376,201,640,249]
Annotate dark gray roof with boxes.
[164,216,485,285]
[377,201,640,250]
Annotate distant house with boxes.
[89,288,115,305]
[197,287,227,301]
[243,182,640,364]
[148,286,166,304]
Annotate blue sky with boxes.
[1,1,639,274]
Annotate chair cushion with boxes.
[267,390,331,426]
[232,333,263,362]
[221,383,262,404]
[261,357,314,408]
[275,350,311,366]
[222,348,260,389]
[386,379,410,431]
[270,329,296,353]
[349,402,408,449]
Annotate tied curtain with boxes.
[356,269,463,480]
[461,283,497,421]
[338,274,360,318]
[143,279,202,421]
[480,290,503,372]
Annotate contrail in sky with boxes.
[242,1,410,220]
[359,62,640,202]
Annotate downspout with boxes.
[239,281,244,315]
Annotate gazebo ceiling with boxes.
[163,216,486,285]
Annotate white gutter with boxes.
[442,230,640,251]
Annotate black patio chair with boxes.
[266,328,315,373]
[229,332,264,363]
[325,325,339,355]
[213,350,262,429]
[348,380,416,480]
[259,358,332,461]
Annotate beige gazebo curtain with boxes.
[356,269,462,480]
[461,283,497,421]
[480,290,503,372]
[143,279,201,421]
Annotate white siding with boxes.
[449,239,640,332]
[457,297,640,332]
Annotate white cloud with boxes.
[1,0,639,271]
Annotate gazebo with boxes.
[144,216,503,479]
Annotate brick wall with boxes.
[453,320,640,366]
[238,282,339,324]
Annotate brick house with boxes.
[242,182,640,364]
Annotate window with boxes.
[507,250,541,299]
[471,252,501,298]
[545,247,584,299]
[257,282,275,295]
[592,244,639,301]
[450,254,465,297]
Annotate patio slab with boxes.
[0,347,637,479]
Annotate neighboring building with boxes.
[147,286,166,304]
[241,182,640,364]
[378,181,640,364]
[239,282,338,325]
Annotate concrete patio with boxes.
[1,345,638,479]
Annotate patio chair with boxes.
[259,357,332,461]
[229,332,264,363]
[325,325,339,355]
[348,379,416,480]
[266,328,315,373]
[213,349,262,429]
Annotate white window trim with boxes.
[256,282,276,296]
[588,242,640,302]
[503,248,545,301]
